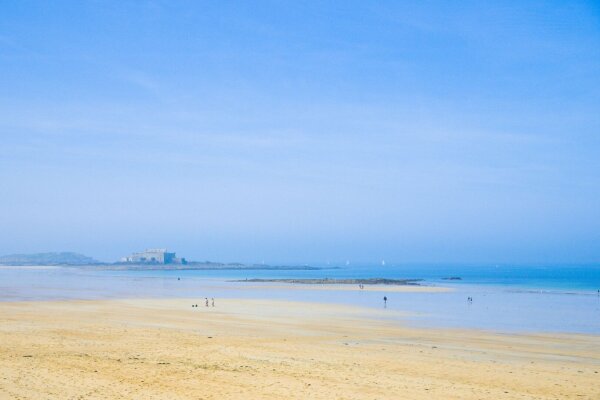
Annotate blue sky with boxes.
[1,1,599,263]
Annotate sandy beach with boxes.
[1,298,598,399]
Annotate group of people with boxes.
[178,277,216,308]
[192,298,215,308]
[467,296,473,303]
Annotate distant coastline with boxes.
[0,252,99,266]
[0,251,326,271]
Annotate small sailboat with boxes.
[381,260,386,266]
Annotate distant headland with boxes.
[0,252,99,266]
[0,249,323,271]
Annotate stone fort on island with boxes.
[120,248,187,265]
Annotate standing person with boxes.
[383,296,387,308]
[205,298,209,307]
[211,298,215,307]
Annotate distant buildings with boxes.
[120,248,186,265]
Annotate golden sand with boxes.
[1,298,598,399]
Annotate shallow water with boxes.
[1,265,599,334]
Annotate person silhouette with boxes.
[211,298,215,307]
[205,298,209,307]
[383,296,387,308]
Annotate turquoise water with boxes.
[1,264,600,334]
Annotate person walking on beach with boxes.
[211,298,215,307]
[205,298,209,307]
[383,296,387,308]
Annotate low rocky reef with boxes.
[233,278,423,285]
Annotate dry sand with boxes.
[1,298,598,399]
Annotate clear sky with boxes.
[1,1,599,264]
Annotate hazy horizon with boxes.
[1,1,599,264]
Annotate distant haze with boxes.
[1,2,599,264]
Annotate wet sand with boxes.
[1,298,599,399]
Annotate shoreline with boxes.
[1,267,598,334]
[2,296,599,337]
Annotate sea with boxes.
[1,263,599,334]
